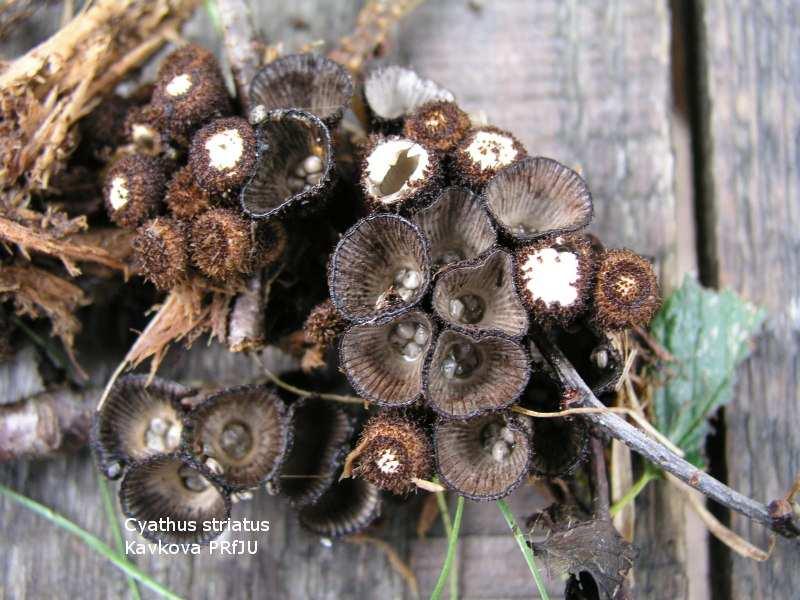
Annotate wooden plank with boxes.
[698,1,800,597]
[0,1,684,598]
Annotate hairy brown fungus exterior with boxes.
[278,401,353,507]
[411,186,497,272]
[363,65,455,132]
[340,309,435,406]
[189,117,257,195]
[189,207,254,281]
[351,412,432,495]
[91,375,193,480]
[360,135,441,212]
[165,165,215,219]
[453,126,526,189]
[132,217,189,290]
[403,100,471,152]
[423,328,530,418]
[517,373,589,478]
[182,385,292,491]
[434,414,531,500]
[240,109,334,219]
[328,214,431,323]
[514,234,596,325]
[298,478,382,539]
[119,453,231,545]
[432,248,529,339]
[304,299,346,348]
[592,248,660,330]
[103,154,165,228]
[483,157,593,242]
[249,53,354,126]
[152,55,231,142]
[157,44,220,80]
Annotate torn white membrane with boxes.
[365,139,430,206]
[520,247,580,307]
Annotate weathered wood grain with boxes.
[0,1,684,598]
[698,1,800,597]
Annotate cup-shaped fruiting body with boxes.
[182,385,292,491]
[360,135,441,212]
[328,214,431,323]
[423,328,530,418]
[411,187,497,272]
[351,412,432,495]
[165,165,215,219]
[253,217,289,269]
[432,249,529,339]
[249,53,354,127]
[514,234,596,325]
[548,322,623,395]
[517,373,589,478]
[189,117,257,196]
[278,401,353,507]
[240,109,334,219]
[340,309,435,406]
[363,66,455,132]
[592,248,660,330]
[403,100,471,152]
[298,478,382,539]
[434,414,531,500]
[189,208,254,281]
[453,126,526,190]
[133,217,189,290]
[91,375,192,480]
[103,154,165,228]
[152,44,231,142]
[119,453,231,544]
[483,157,593,242]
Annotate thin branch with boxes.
[666,473,772,561]
[214,0,263,109]
[258,358,365,405]
[533,327,799,539]
[589,436,610,518]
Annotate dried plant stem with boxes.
[430,495,464,600]
[258,359,365,405]
[496,499,550,600]
[589,436,611,518]
[510,404,683,457]
[328,0,426,73]
[0,216,127,276]
[0,388,94,462]
[214,0,262,109]
[534,328,799,539]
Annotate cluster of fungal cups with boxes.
[329,65,661,503]
[92,47,661,544]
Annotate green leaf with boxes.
[651,276,765,467]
